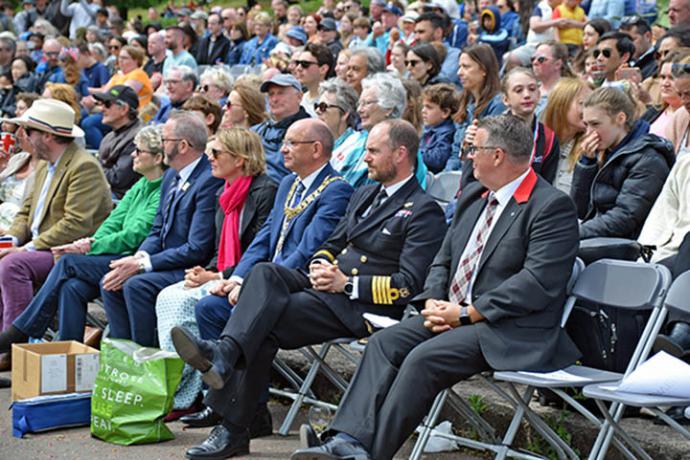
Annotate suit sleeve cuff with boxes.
[135,251,153,272]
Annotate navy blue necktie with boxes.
[162,174,180,236]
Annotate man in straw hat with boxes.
[0,98,111,371]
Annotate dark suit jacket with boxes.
[138,155,224,271]
[311,177,446,326]
[196,34,231,65]
[413,169,581,372]
[233,163,354,279]
[206,173,278,277]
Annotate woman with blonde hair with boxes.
[58,49,89,98]
[155,128,277,415]
[542,77,593,193]
[220,81,268,129]
[43,83,83,123]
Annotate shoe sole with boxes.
[653,336,685,358]
[290,452,340,460]
[171,327,226,390]
[185,446,249,460]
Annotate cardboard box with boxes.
[11,341,99,401]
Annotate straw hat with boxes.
[8,99,84,138]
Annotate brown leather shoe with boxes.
[83,326,103,349]
[0,352,10,371]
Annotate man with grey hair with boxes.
[0,36,14,75]
[292,114,580,460]
[345,47,385,94]
[171,118,445,460]
[153,65,198,124]
[100,110,223,348]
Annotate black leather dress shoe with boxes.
[180,406,222,428]
[654,322,690,359]
[291,437,371,460]
[185,425,250,459]
[249,404,273,438]
[299,424,321,449]
[171,327,232,390]
[654,406,690,426]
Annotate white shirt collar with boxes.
[492,168,531,206]
[297,163,328,193]
[381,174,414,198]
[176,156,202,188]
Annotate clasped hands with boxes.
[309,259,348,293]
[422,299,483,333]
[101,255,142,291]
[209,278,242,304]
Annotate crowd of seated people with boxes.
[0,0,688,457]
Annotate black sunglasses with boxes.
[314,101,343,113]
[294,60,318,69]
[593,48,612,59]
[208,147,232,159]
[530,56,549,64]
[405,59,423,67]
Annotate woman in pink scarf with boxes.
[155,128,278,415]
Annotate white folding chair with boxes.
[409,259,586,460]
[492,259,672,460]
[426,171,462,209]
[583,269,690,460]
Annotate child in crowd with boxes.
[348,17,371,48]
[552,0,586,56]
[476,7,510,65]
[419,83,459,173]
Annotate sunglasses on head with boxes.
[620,15,644,26]
[593,48,613,59]
[314,101,343,113]
[294,60,318,68]
[672,63,690,77]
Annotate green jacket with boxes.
[89,176,163,255]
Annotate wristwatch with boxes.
[343,277,354,296]
[137,258,146,273]
[459,306,472,326]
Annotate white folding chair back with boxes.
[426,171,461,207]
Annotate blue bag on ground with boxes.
[12,392,92,438]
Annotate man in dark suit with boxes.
[292,114,581,460]
[196,13,230,65]
[101,111,223,347]
[171,119,446,459]
[180,118,354,432]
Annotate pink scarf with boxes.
[217,176,252,271]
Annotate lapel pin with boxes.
[181,182,190,192]
[404,202,413,208]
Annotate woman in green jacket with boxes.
[0,125,166,351]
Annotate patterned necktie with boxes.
[290,180,305,208]
[448,194,499,304]
[162,174,180,236]
[363,188,387,219]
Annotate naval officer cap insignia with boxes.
[404,202,413,208]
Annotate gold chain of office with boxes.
[283,175,346,220]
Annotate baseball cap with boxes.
[318,18,337,31]
[259,74,302,93]
[382,2,403,16]
[93,85,139,110]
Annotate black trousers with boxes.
[329,315,491,460]
[205,262,369,426]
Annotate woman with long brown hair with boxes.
[446,43,505,171]
[542,78,593,193]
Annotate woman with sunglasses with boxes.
[198,67,233,107]
[104,36,126,76]
[154,128,277,415]
[542,77,593,194]
[572,86,674,239]
[220,81,267,130]
[405,43,448,88]
[446,44,505,171]
[319,78,360,172]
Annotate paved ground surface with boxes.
[0,369,484,460]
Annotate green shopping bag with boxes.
[90,338,184,445]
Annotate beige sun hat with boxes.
[8,99,84,138]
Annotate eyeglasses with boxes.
[672,63,690,77]
[465,145,500,156]
[593,48,613,59]
[199,84,213,92]
[314,101,343,113]
[294,60,318,68]
[405,59,422,67]
[133,147,154,155]
[530,56,550,64]
[620,15,644,26]
[282,139,317,149]
[44,51,59,57]
[108,45,121,50]
[164,79,181,85]
[208,147,232,159]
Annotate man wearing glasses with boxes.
[35,38,63,94]
[100,111,223,348]
[153,65,197,124]
[172,119,445,459]
[291,43,334,117]
[93,85,142,199]
[293,114,580,460]
[594,31,635,86]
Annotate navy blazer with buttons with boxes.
[233,163,354,279]
[138,154,224,271]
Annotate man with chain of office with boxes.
[171,119,446,459]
